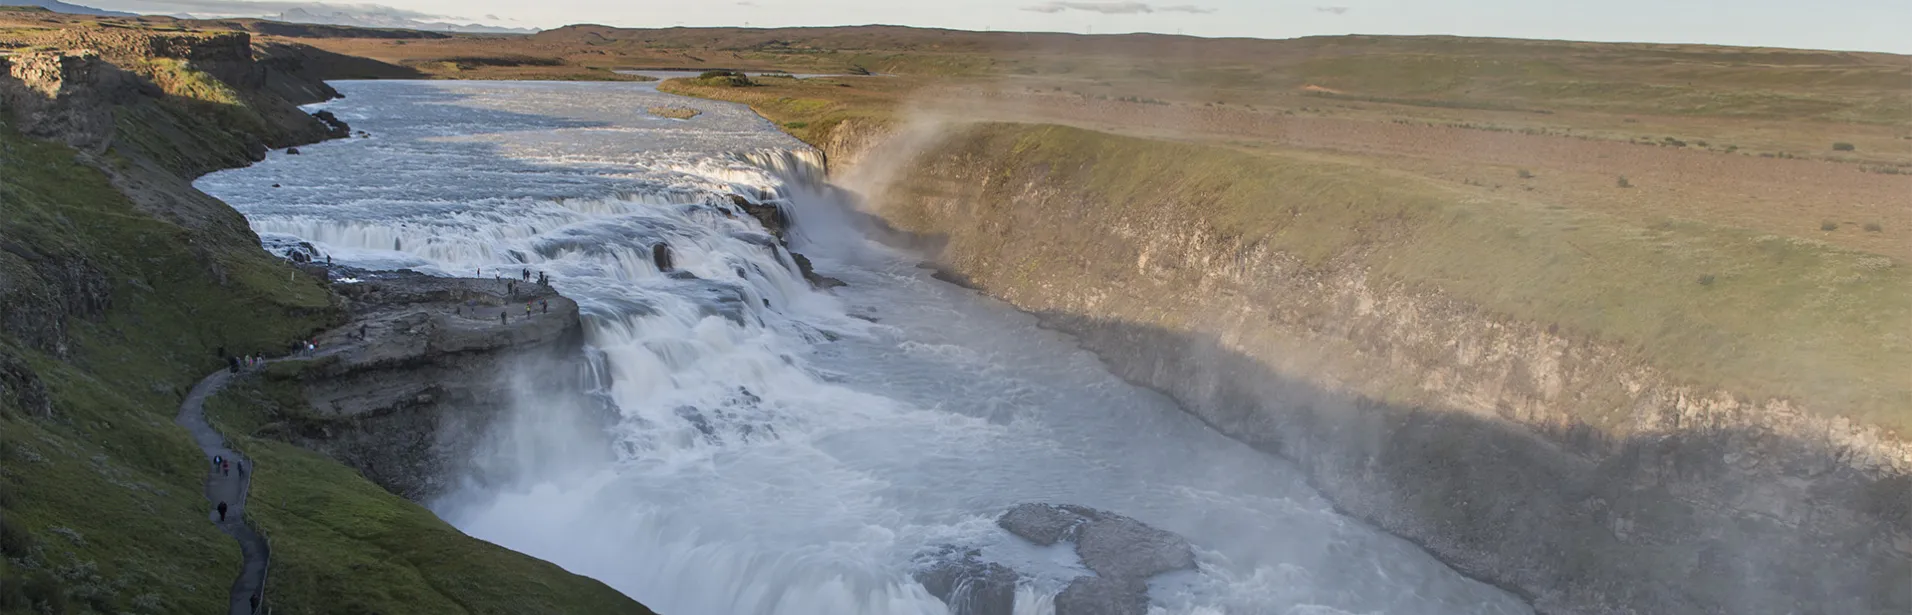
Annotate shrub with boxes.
[694,70,755,87]
[0,514,33,557]
[783,121,809,129]
[1864,222,1883,232]
[847,64,872,76]
[1694,140,1708,147]
[1833,142,1856,151]
[1697,274,1716,286]
[1516,169,1534,179]
[1616,176,1632,188]
[1821,221,1839,231]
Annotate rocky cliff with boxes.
[831,120,1912,614]
[258,268,606,500]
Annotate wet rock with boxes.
[312,109,350,138]
[652,243,674,272]
[1054,576,1147,615]
[999,503,1087,545]
[731,194,788,240]
[790,251,846,289]
[666,270,699,280]
[998,503,1195,615]
[1074,512,1195,580]
[285,146,301,155]
[913,547,1020,615]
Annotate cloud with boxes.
[1314,5,1350,14]
[1021,2,1214,15]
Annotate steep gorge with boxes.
[825,119,1912,614]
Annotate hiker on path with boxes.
[526,302,533,317]
[217,502,228,522]
[541,299,548,314]
[500,311,508,325]
[221,460,229,476]
[214,454,223,469]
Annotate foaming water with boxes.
[198,80,1530,615]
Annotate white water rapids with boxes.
[197,80,1531,615]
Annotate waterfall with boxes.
[198,79,1533,615]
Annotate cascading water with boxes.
[198,80,1532,615]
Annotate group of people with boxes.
[210,455,243,522]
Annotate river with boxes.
[196,79,1530,615]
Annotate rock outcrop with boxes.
[913,546,1020,615]
[260,267,602,500]
[997,503,1195,615]
[725,192,846,288]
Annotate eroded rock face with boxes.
[913,547,1021,615]
[995,503,1196,615]
[267,267,606,500]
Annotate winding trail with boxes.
[175,366,269,615]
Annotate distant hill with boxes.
[3,0,132,16]
[270,7,535,34]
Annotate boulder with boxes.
[997,503,1196,615]
[913,547,1020,615]
[1054,576,1147,615]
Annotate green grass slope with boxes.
[2,37,656,613]
[890,123,1911,433]
[205,381,652,615]
[1,123,336,613]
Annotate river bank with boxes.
[803,117,1912,614]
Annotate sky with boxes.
[85,0,1910,54]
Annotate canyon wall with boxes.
[830,120,1912,614]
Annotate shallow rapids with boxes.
[197,80,1531,615]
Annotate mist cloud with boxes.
[1022,2,1215,15]
[1315,6,1351,15]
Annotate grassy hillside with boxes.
[898,123,1911,431]
[205,380,652,615]
[1,22,655,614]
[1,123,337,614]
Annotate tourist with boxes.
[541,299,548,314]
[500,311,507,325]
[526,302,533,317]
[216,502,227,522]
